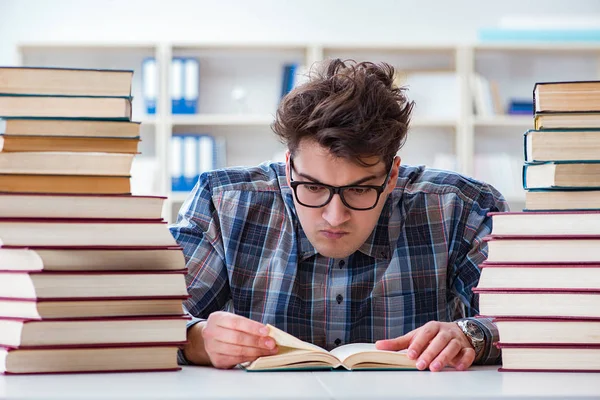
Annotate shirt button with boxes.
[336,294,343,304]
[338,260,345,269]
[334,338,342,346]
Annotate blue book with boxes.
[142,58,157,115]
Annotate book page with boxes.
[266,324,327,353]
[330,343,409,363]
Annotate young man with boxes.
[171,59,508,371]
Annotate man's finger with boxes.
[428,338,463,372]
[210,340,278,359]
[407,322,441,362]
[449,347,476,371]
[375,330,415,352]
[213,325,276,350]
[214,312,269,336]
[413,330,450,370]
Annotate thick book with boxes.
[534,81,600,113]
[0,315,188,347]
[473,288,600,318]
[0,344,181,374]
[0,193,165,220]
[0,218,177,247]
[493,317,600,345]
[244,324,416,371]
[0,151,135,176]
[485,236,600,263]
[497,343,600,372]
[534,113,600,130]
[0,134,140,153]
[0,118,140,138]
[525,189,600,211]
[0,174,130,195]
[477,262,600,289]
[0,246,185,272]
[0,67,132,97]
[523,161,600,189]
[488,211,600,236]
[0,297,188,319]
[0,270,188,299]
[524,129,600,162]
[0,95,132,120]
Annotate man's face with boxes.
[286,140,400,259]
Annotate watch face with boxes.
[466,322,485,341]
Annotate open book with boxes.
[244,324,417,371]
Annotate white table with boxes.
[1,365,599,399]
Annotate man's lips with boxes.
[320,230,348,239]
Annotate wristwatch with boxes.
[456,319,486,363]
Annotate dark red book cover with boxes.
[485,235,600,241]
[488,210,600,216]
[473,288,600,294]
[480,261,600,268]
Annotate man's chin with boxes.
[314,243,357,259]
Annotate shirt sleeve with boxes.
[169,173,231,365]
[448,182,509,365]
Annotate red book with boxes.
[0,270,188,300]
[497,343,600,373]
[0,218,177,247]
[0,192,166,220]
[484,235,600,263]
[476,262,600,290]
[0,315,190,347]
[473,288,600,318]
[1,343,183,374]
[0,245,186,272]
[491,316,600,346]
[0,296,190,320]
[487,210,600,236]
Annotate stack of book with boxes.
[0,67,188,375]
[474,80,600,373]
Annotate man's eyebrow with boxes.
[297,172,379,186]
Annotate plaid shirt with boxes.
[170,162,508,365]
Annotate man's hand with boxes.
[183,312,278,369]
[375,321,475,372]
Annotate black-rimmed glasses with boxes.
[289,157,393,211]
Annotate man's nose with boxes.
[322,194,351,227]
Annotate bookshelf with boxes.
[16,42,600,221]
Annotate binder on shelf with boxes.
[171,58,184,115]
[183,58,199,114]
[280,63,298,99]
[170,133,218,192]
[171,57,199,114]
[142,57,157,115]
[170,134,184,192]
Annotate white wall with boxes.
[1,0,600,64]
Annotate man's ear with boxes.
[387,156,401,192]
[285,150,292,187]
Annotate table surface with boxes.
[1,365,599,399]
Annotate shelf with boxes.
[474,43,600,53]
[473,116,533,128]
[168,114,275,126]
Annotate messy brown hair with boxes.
[272,58,414,168]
